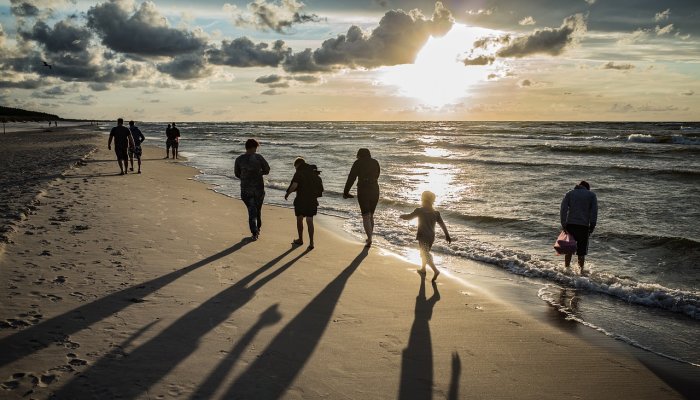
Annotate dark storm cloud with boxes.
[496,14,586,58]
[603,61,634,70]
[255,74,283,84]
[87,0,207,56]
[226,0,322,34]
[157,52,212,80]
[20,20,92,53]
[207,37,290,67]
[0,78,45,89]
[10,1,40,17]
[283,1,453,72]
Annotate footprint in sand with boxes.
[66,354,88,367]
[52,276,67,284]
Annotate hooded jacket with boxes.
[560,185,598,228]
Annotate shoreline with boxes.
[0,128,697,399]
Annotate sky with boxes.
[0,0,698,121]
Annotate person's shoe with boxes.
[138,170,142,174]
[292,239,303,246]
[307,244,315,250]
[119,171,124,175]
[129,167,134,171]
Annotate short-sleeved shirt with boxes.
[110,125,132,149]
[291,165,316,201]
[234,153,270,191]
[405,207,444,243]
[129,126,145,146]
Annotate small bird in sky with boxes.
[42,61,52,69]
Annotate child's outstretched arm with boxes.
[400,209,418,220]
[437,213,452,243]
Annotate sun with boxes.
[377,23,499,108]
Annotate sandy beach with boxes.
[0,127,697,399]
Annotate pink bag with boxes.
[553,231,577,255]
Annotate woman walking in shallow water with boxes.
[343,148,381,247]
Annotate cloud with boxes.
[179,106,200,115]
[268,81,289,88]
[255,74,283,84]
[20,20,92,53]
[0,78,45,89]
[655,24,674,36]
[496,14,586,58]
[261,88,281,95]
[584,0,596,4]
[655,9,670,22]
[10,1,40,17]
[291,74,319,84]
[681,90,694,96]
[157,51,212,80]
[86,0,207,56]
[224,0,321,34]
[603,61,634,70]
[463,55,494,66]
[466,8,494,16]
[284,2,453,72]
[519,16,535,26]
[518,79,531,87]
[207,37,290,68]
[610,103,685,113]
[32,84,79,98]
[88,82,110,91]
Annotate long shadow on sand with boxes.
[398,277,440,400]
[219,247,369,399]
[0,239,250,368]
[51,246,309,399]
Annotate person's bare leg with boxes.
[362,213,373,245]
[418,246,428,274]
[307,217,315,248]
[137,157,141,173]
[564,254,572,269]
[129,154,134,171]
[578,256,586,275]
[117,159,125,174]
[296,216,304,243]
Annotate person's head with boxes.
[421,191,436,208]
[117,118,124,125]
[294,157,305,169]
[579,180,590,190]
[167,123,171,128]
[245,138,259,152]
[172,122,176,127]
[128,120,135,126]
[357,148,371,159]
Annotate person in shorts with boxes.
[560,180,598,274]
[343,148,381,247]
[107,118,134,175]
[285,157,318,250]
[128,121,145,174]
[234,139,270,240]
[170,123,180,159]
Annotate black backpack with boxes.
[304,164,324,198]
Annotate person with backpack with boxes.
[343,148,381,247]
[284,157,323,250]
[234,139,271,240]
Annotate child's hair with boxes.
[294,157,305,167]
[421,191,436,206]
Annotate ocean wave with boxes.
[440,237,700,319]
[627,134,700,145]
[597,232,700,252]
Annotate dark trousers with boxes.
[241,189,264,235]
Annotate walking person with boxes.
[165,124,172,158]
[171,123,180,159]
[560,180,598,274]
[234,139,270,240]
[107,118,135,175]
[128,120,145,174]
[285,157,323,250]
[400,191,452,281]
[343,148,380,247]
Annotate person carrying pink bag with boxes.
[560,180,598,274]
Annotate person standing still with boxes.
[171,123,180,159]
[234,139,270,240]
[343,148,381,247]
[128,121,145,174]
[165,124,172,158]
[560,180,598,274]
[285,157,319,250]
[107,118,135,175]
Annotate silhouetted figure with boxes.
[107,118,135,175]
[401,191,452,281]
[560,180,598,274]
[54,121,57,127]
[343,148,380,247]
[285,157,321,249]
[128,120,145,174]
[170,122,180,159]
[42,61,52,69]
[165,124,172,158]
[234,139,270,240]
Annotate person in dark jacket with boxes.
[343,148,380,247]
[234,139,270,240]
[560,180,598,274]
[107,118,134,175]
[285,157,318,249]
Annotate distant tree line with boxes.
[0,106,60,122]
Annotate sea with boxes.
[130,121,700,366]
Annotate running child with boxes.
[400,191,452,281]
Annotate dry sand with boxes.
[0,128,694,399]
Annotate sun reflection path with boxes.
[378,23,499,108]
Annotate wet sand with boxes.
[0,128,694,399]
